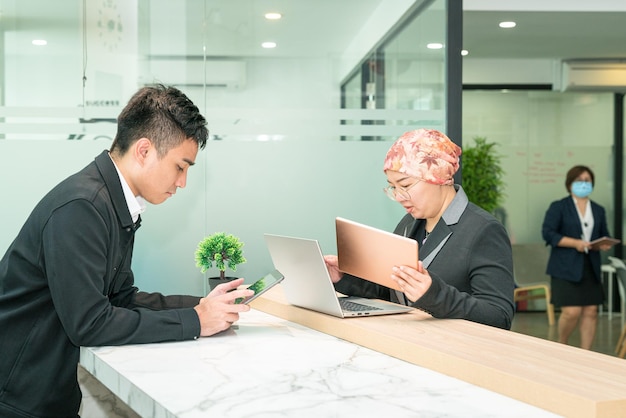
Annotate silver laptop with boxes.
[264,233,413,318]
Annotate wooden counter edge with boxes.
[250,287,626,418]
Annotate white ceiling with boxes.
[145,0,387,58]
[463,10,626,60]
[3,1,626,63]
[174,0,626,61]
[153,0,626,61]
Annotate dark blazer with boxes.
[335,186,515,330]
[0,151,201,418]
[542,196,610,283]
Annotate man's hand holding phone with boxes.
[235,269,284,304]
[193,270,284,337]
[194,278,253,337]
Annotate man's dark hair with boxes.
[110,84,208,157]
[565,165,595,192]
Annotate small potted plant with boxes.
[195,232,246,290]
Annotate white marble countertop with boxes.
[80,309,560,418]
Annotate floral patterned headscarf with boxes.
[383,129,462,186]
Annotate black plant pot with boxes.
[208,276,238,291]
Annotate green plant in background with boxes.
[462,136,505,214]
[195,232,246,280]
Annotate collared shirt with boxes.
[108,153,146,223]
[572,196,593,241]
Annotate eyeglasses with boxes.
[382,178,422,201]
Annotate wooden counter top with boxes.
[251,286,626,418]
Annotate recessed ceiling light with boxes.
[426,43,443,50]
[461,50,469,56]
[261,41,277,49]
[264,12,282,20]
[32,39,47,46]
[499,21,516,29]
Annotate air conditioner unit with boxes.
[561,60,626,92]
[146,59,246,89]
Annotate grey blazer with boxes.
[335,186,515,329]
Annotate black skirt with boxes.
[550,255,604,307]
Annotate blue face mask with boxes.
[571,181,593,198]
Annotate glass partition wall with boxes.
[0,0,450,295]
[0,0,446,142]
[462,89,624,312]
[463,90,616,245]
[340,0,447,141]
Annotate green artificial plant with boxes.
[195,232,246,280]
[462,136,505,214]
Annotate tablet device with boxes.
[589,236,621,251]
[335,217,418,291]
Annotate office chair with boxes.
[607,256,626,358]
[607,256,626,329]
[512,244,555,326]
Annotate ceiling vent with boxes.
[561,60,626,92]
[145,58,246,89]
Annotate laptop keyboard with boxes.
[339,299,382,312]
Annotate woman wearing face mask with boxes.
[542,165,613,350]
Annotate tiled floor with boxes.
[511,310,625,357]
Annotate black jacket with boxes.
[542,196,610,283]
[0,150,201,418]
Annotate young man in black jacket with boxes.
[0,84,253,418]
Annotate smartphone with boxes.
[235,269,284,304]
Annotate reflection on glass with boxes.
[340,0,447,141]
[0,0,445,141]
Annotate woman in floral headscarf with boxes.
[324,129,515,329]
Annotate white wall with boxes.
[465,0,626,12]
[0,140,404,296]
[2,0,621,298]
[201,57,340,110]
[463,58,556,85]
[0,3,418,296]
[337,0,419,82]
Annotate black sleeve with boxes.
[44,200,200,346]
[414,219,515,329]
